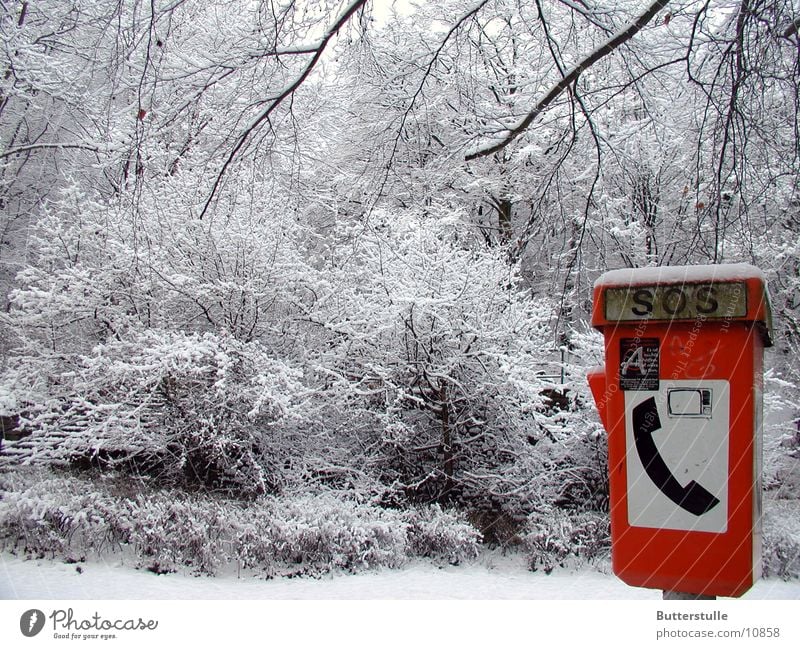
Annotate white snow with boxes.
[2,552,798,600]
[3,553,797,649]
[595,263,766,288]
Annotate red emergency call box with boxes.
[588,264,772,597]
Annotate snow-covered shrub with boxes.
[0,182,316,494]
[762,500,800,580]
[0,490,74,559]
[524,509,610,574]
[4,330,304,497]
[0,472,481,577]
[123,497,231,575]
[0,476,120,560]
[404,504,481,564]
[297,206,582,515]
[763,530,800,581]
[256,496,409,576]
[553,324,610,512]
[238,499,481,575]
[465,506,524,548]
[1,182,611,521]
[228,516,278,575]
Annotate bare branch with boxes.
[465,0,671,161]
[199,0,369,219]
[372,1,491,205]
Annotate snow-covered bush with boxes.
[0,475,119,561]
[0,472,483,577]
[763,530,800,581]
[1,182,316,495]
[524,508,611,574]
[123,497,230,575]
[553,324,610,512]
[1,176,616,527]
[296,206,582,514]
[762,500,800,581]
[4,330,304,497]
[404,504,481,564]
[255,496,409,576]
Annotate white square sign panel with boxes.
[624,380,730,533]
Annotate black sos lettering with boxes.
[631,289,654,316]
[694,285,719,314]
[662,287,687,315]
[630,284,718,317]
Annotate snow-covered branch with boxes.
[0,142,100,159]
[199,0,370,219]
[465,0,671,160]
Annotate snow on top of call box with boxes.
[595,264,767,288]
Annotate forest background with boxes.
[0,0,799,580]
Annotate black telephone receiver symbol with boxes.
[632,397,720,516]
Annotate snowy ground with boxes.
[2,551,799,600]
[3,553,798,649]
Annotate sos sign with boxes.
[604,282,747,321]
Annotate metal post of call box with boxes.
[587,264,772,598]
